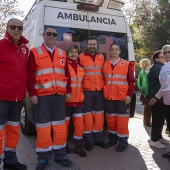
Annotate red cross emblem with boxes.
[120,62,125,66]
[60,59,64,65]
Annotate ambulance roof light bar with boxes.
[76,0,100,12]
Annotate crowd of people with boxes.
[0,18,169,170]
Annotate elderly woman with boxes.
[147,50,168,149]
[102,43,135,152]
[149,45,170,158]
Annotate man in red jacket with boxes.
[0,18,29,170]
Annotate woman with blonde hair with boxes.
[137,58,152,127]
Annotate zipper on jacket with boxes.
[16,44,24,102]
[94,62,97,91]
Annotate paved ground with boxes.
[0,92,170,170]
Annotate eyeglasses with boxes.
[163,51,170,55]
[45,32,57,37]
[8,25,23,31]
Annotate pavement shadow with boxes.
[151,146,170,170]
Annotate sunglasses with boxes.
[163,51,170,55]
[8,25,23,31]
[45,32,57,37]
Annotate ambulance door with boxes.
[44,6,89,51]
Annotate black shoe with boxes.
[116,145,128,152]
[36,160,48,170]
[94,141,108,149]
[162,152,170,158]
[84,142,93,151]
[74,145,87,157]
[66,144,70,154]
[3,162,27,170]
[55,157,71,167]
[107,140,117,147]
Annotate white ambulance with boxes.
[21,0,136,135]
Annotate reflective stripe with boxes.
[93,129,102,133]
[35,68,53,76]
[83,66,94,70]
[35,80,55,89]
[54,68,65,75]
[83,130,92,134]
[35,80,66,89]
[117,133,129,137]
[106,112,116,116]
[108,130,117,134]
[52,120,66,125]
[85,72,102,76]
[66,117,70,121]
[85,72,95,76]
[36,146,52,152]
[106,81,128,85]
[7,121,20,126]
[58,48,63,55]
[113,74,127,79]
[116,114,130,118]
[95,66,102,69]
[96,72,102,75]
[71,77,77,81]
[73,135,82,140]
[105,74,112,78]
[73,113,83,118]
[83,112,92,116]
[36,122,51,128]
[36,46,43,55]
[4,147,16,152]
[0,124,5,130]
[93,111,104,114]
[71,77,83,81]
[71,84,82,87]
[56,81,67,88]
[53,143,66,150]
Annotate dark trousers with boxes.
[151,102,166,142]
[143,103,152,126]
[164,105,170,131]
[0,100,23,165]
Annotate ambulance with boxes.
[21,0,136,135]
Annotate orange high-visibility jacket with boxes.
[67,63,84,102]
[79,52,104,91]
[31,45,67,96]
[102,59,129,100]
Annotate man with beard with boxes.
[79,36,108,151]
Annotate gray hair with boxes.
[162,45,170,52]
[7,18,23,26]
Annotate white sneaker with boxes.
[160,138,169,144]
[148,139,166,149]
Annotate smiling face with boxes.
[6,19,23,44]
[110,44,121,59]
[43,27,57,48]
[68,48,79,60]
[86,39,98,54]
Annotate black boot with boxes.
[74,145,87,157]
[3,162,27,170]
[162,152,170,158]
[116,137,128,152]
[107,133,118,147]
